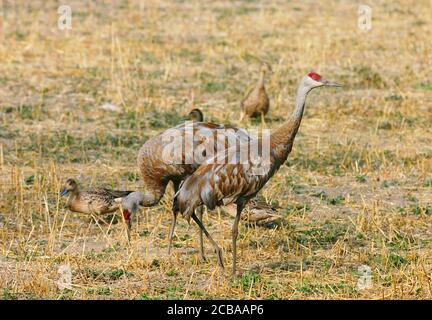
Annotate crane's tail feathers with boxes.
[175,188,202,223]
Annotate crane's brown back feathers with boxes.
[137,122,250,207]
[176,140,277,222]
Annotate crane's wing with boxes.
[175,138,274,222]
[159,122,250,167]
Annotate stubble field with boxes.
[0,0,431,299]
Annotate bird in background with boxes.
[186,108,204,122]
[60,178,133,239]
[184,90,204,122]
[175,72,342,275]
[240,62,272,125]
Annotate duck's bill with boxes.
[60,188,69,196]
[323,79,343,87]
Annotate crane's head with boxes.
[60,178,78,196]
[186,108,204,122]
[116,191,145,229]
[304,72,342,89]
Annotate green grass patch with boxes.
[415,82,432,90]
[294,222,348,247]
[295,282,357,295]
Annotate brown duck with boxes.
[223,199,282,224]
[240,63,272,123]
[186,108,204,122]
[60,178,133,217]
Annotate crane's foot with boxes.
[199,253,206,263]
[167,237,176,256]
[231,266,237,278]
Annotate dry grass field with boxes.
[0,0,431,300]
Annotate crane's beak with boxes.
[60,188,69,196]
[322,79,343,87]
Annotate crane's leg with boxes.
[167,211,177,255]
[197,206,206,262]
[191,212,224,269]
[168,181,180,255]
[232,201,245,276]
[261,112,266,127]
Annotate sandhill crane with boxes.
[175,72,342,275]
[124,120,249,258]
[60,178,133,238]
[240,63,272,124]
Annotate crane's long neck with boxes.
[270,80,311,162]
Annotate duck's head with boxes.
[186,108,204,122]
[60,178,78,196]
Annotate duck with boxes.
[60,178,133,224]
[223,199,282,224]
[240,62,272,124]
[186,108,204,122]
